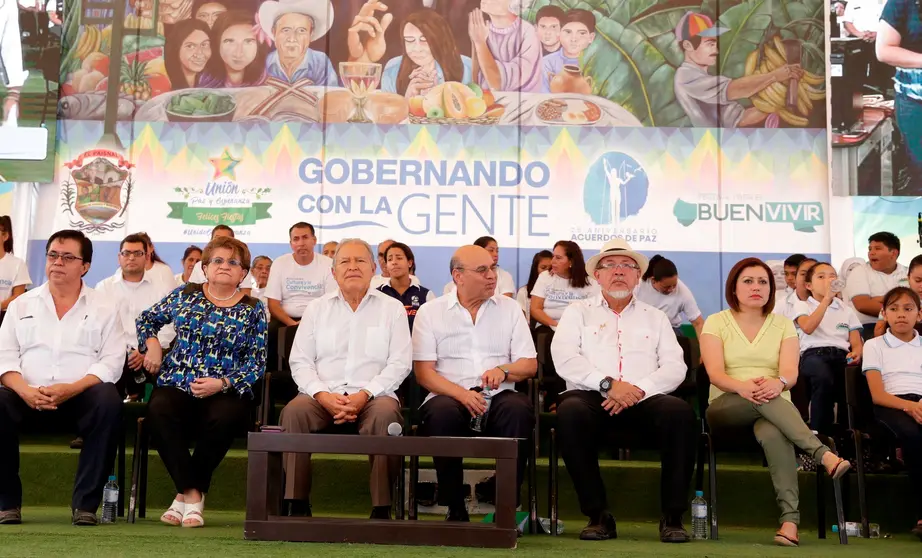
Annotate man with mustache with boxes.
[551,239,696,543]
[673,11,803,128]
[259,0,338,85]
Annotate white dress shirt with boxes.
[0,283,124,386]
[412,291,536,401]
[773,290,803,321]
[289,288,412,400]
[792,296,862,352]
[95,269,176,350]
[862,331,922,396]
[551,294,686,400]
[0,0,28,89]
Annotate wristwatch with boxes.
[361,388,375,401]
[600,376,614,395]
[498,365,510,382]
[777,376,789,390]
[221,378,231,393]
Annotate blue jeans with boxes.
[895,92,922,185]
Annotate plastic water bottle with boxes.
[101,475,118,524]
[470,388,494,433]
[832,522,880,538]
[538,517,565,535]
[691,490,707,540]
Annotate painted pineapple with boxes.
[120,58,152,100]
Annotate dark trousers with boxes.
[534,325,565,407]
[145,386,250,494]
[799,347,847,434]
[419,391,534,509]
[875,394,922,520]
[557,391,697,519]
[268,320,299,403]
[0,383,122,512]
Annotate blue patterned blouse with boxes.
[136,283,267,397]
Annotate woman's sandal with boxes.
[160,498,184,526]
[826,457,852,480]
[181,498,205,528]
[774,531,799,547]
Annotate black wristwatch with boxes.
[600,376,614,395]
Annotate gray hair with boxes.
[332,238,376,270]
[253,255,272,266]
[273,13,315,34]
[449,255,463,273]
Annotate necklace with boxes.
[206,283,238,302]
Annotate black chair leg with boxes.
[695,432,706,492]
[707,435,718,540]
[139,419,149,519]
[816,466,826,539]
[549,428,558,536]
[395,454,406,520]
[128,418,144,524]
[832,475,848,544]
[117,422,126,517]
[854,430,870,538]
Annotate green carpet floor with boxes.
[2,508,919,557]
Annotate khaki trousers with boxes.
[706,393,831,525]
[279,395,402,506]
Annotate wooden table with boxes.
[831,107,895,196]
[244,432,521,548]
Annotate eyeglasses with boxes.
[46,251,84,264]
[208,257,242,268]
[598,262,640,271]
[459,264,498,276]
[120,250,147,258]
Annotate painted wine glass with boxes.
[339,62,383,124]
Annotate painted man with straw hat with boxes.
[259,0,338,85]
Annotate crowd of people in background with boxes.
[0,218,919,544]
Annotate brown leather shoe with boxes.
[72,509,98,526]
[579,511,617,541]
[659,517,691,543]
[0,509,21,524]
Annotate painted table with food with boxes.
[132,79,641,127]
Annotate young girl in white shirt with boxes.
[792,262,863,435]
[633,254,704,337]
[862,286,922,538]
[0,216,31,311]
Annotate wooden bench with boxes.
[244,432,520,548]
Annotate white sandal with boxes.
[160,498,184,526]
[181,496,205,528]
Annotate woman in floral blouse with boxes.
[137,235,267,528]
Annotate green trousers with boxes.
[706,393,831,525]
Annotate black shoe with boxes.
[579,511,617,541]
[0,509,22,525]
[72,509,98,526]
[284,499,311,517]
[370,506,391,520]
[659,516,691,543]
[69,437,84,450]
[446,506,469,522]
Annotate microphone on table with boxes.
[387,422,403,436]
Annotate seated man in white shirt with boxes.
[266,222,336,327]
[442,236,516,298]
[0,230,124,526]
[96,234,176,399]
[552,238,695,543]
[845,232,908,338]
[187,225,255,294]
[280,239,411,520]
[413,245,537,522]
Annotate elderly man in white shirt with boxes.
[280,239,411,520]
[413,245,537,522]
[551,238,696,543]
[96,233,175,398]
[0,230,124,526]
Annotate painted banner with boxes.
[56,0,827,129]
[52,119,831,255]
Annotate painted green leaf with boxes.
[717,0,774,79]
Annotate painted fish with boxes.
[58,93,141,121]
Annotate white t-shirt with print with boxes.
[0,253,31,301]
[265,252,337,319]
[530,270,600,329]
